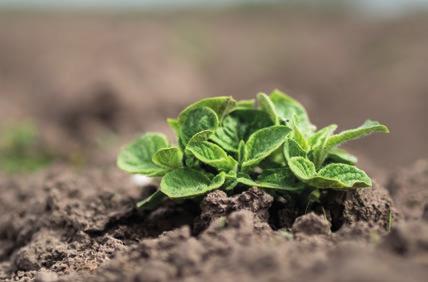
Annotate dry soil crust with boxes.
[0,160,427,282]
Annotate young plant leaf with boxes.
[210,114,240,152]
[160,168,226,199]
[167,118,179,135]
[223,171,238,191]
[236,168,301,191]
[237,140,246,164]
[236,99,255,109]
[235,176,259,187]
[137,190,166,210]
[288,156,317,181]
[186,141,237,172]
[257,167,301,190]
[283,138,307,160]
[327,148,358,165]
[288,157,371,189]
[269,89,315,136]
[178,96,236,123]
[290,115,309,151]
[179,107,219,145]
[152,147,183,169]
[315,163,372,188]
[210,109,273,152]
[117,133,169,176]
[257,92,279,125]
[184,155,200,168]
[242,125,291,168]
[326,120,389,150]
[188,130,213,144]
[308,125,338,147]
[233,109,274,139]
[308,124,338,168]
[265,145,287,166]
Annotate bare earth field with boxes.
[0,7,427,282]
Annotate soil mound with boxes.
[0,161,427,281]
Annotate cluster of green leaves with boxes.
[117,90,389,209]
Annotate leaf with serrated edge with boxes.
[243,125,291,168]
[117,133,169,176]
[179,107,219,145]
[152,147,183,169]
[136,190,166,210]
[160,168,226,199]
[269,89,315,136]
[257,93,279,125]
[186,141,237,171]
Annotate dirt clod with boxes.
[292,212,331,236]
[387,160,428,220]
[382,221,428,258]
[195,188,273,232]
[34,270,58,282]
[341,182,396,230]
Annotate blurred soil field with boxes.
[0,6,427,173]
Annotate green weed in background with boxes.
[0,122,53,173]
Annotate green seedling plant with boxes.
[0,122,53,173]
[117,90,389,210]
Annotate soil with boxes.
[1,7,428,282]
[1,8,428,170]
[0,159,426,282]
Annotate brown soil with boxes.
[1,8,428,170]
[1,7,428,282]
[0,159,426,282]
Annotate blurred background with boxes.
[0,0,427,175]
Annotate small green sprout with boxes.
[0,122,53,173]
[117,90,389,210]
